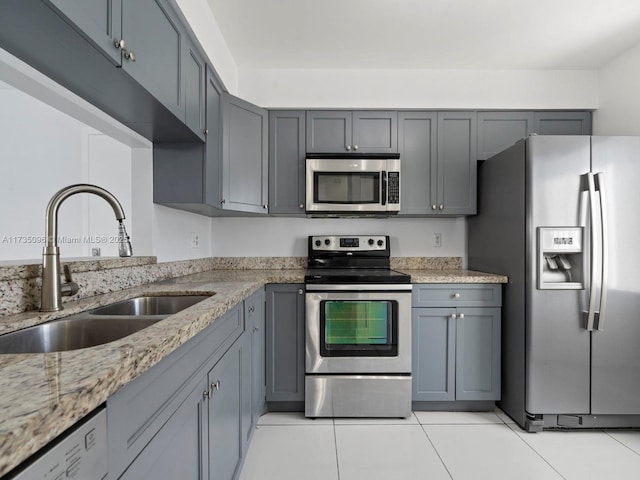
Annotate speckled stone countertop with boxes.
[0,269,304,478]
[0,264,506,476]
[405,269,508,284]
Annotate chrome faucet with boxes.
[40,184,133,312]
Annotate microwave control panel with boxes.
[387,172,400,204]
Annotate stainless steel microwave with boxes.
[305,153,401,215]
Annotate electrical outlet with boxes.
[190,232,200,248]
[433,233,442,247]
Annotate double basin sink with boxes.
[0,295,212,354]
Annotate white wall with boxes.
[593,42,640,135]
[211,217,466,262]
[238,68,599,109]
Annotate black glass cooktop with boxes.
[305,268,411,284]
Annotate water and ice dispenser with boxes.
[537,227,584,289]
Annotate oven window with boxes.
[314,172,380,204]
[320,300,398,357]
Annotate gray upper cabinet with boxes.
[533,111,592,135]
[306,111,397,153]
[183,36,206,141]
[269,111,306,215]
[47,0,123,65]
[221,94,269,214]
[121,0,184,121]
[397,112,437,216]
[436,112,477,215]
[266,284,305,404]
[477,111,534,160]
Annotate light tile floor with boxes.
[239,410,640,480]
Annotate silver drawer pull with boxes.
[459,313,465,319]
[450,313,457,319]
[454,293,461,299]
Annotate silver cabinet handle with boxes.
[346,145,352,151]
[459,313,465,319]
[211,381,220,391]
[203,389,211,399]
[124,50,136,62]
[204,128,208,135]
[220,198,226,205]
[439,204,444,210]
[450,313,457,319]
[114,39,126,49]
[249,305,255,313]
[253,326,259,332]
[431,204,437,210]
[298,288,304,295]
[299,204,304,209]
[263,204,268,209]
[453,293,460,299]
[353,145,359,151]
[595,172,608,330]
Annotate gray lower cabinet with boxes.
[412,285,501,402]
[109,289,266,480]
[265,284,305,404]
[306,111,397,153]
[268,111,306,215]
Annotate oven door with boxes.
[306,158,399,213]
[305,285,411,374]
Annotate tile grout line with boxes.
[505,423,567,480]
[415,413,455,480]
[604,431,640,458]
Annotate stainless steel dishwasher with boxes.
[6,407,107,480]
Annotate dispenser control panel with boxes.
[538,227,584,290]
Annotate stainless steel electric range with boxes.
[304,235,412,418]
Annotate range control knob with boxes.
[368,238,374,245]
[377,239,384,247]
[324,239,331,246]
[315,240,321,247]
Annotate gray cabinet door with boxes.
[121,0,184,121]
[205,66,224,208]
[455,307,501,401]
[222,94,269,214]
[412,308,456,401]
[397,112,437,215]
[533,111,592,135]
[119,375,208,480]
[477,111,534,160]
[437,111,477,215]
[265,284,305,402]
[306,111,352,153]
[269,111,306,215]
[183,36,206,141]
[208,341,242,480]
[47,0,123,65]
[352,111,398,153]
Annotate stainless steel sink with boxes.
[89,295,211,316]
[0,295,212,354]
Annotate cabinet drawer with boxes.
[108,303,243,480]
[412,284,501,307]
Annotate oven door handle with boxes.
[381,171,387,206]
[305,284,412,292]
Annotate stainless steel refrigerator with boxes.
[468,135,640,432]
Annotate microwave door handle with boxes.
[381,171,387,205]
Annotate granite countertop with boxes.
[0,266,506,476]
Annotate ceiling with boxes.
[206,0,640,70]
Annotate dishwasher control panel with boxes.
[8,408,107,480]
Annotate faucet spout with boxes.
[41,184,133,312]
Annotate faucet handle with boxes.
[61,265,80,297]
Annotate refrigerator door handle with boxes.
[595,172,608,330]
[586,172,598,331]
